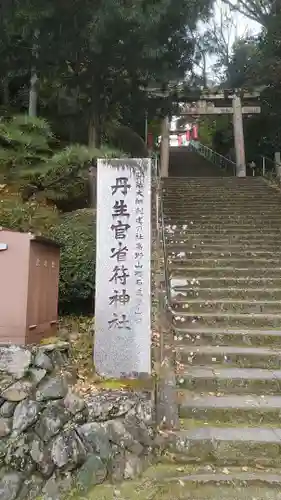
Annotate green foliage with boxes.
[0,115,126,312]
[106,125,148,157]
[59,316,95,379]
[226,37,260,89]
[197,118,217,148]
[216,18,281,158]
[49,209,95,311]
[0,190,59,233]
[36,143,125,210]
[0,0,213,144]
[0,114,125,211]
[0,114,53,182]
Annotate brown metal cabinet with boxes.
[0,229,60,345]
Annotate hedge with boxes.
[49,209,95,312]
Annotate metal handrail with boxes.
[153,154,171,305]
[249,154,281,179]
[260,155,277,175]
[159,185,171,306]
[189,140,236,176]
[152,154,179,430]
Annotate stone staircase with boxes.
[169,147,231,177]
[154,176,281,498]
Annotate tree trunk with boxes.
[2,78,9,106]
[28,70,38,117]
[202,54,207,88]
[88,110,101,147]
[88,165,97,208]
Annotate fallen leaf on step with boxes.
[222,468,230,475]
[242,466,248,472]
[178,480,185,487]
[256,464,265,470]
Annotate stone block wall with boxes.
[0,343,156,500]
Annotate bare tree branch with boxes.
[221,0,272,26]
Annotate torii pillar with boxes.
[232,94,246,177]
[160,116,170,177]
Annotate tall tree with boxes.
[0,0,214,145]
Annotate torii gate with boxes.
[160,89,261,177]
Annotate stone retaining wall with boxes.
[0,343,156,500]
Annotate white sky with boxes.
[214,0,261,39]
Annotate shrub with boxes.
[38,144,125,211]
[49,209,95,313]
[0,189,59,233]
[0,114,53,184]
[107,124,148,157]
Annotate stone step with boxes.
[165,235,281,245]
[164,182,274,186]
[172,310,281,329]
[170,258,281,269]
[163,180,273,186]
[164,182,278,188]
[163,202,281,209]
[167,427,281,466]
[163,187,279,192]
[163,196,280,202]
[170,277,281,289]
[164,204,281,210]
[173,299,281,315]
[164,186,277,191]
[165,228,280,235]
[164,218,281,227]
[169,242,281,250]
[163,200,281,206]
[165,190,273,194]
[178,393,281,425]
[165,224,281,232]
[164,176,269,182]
[155,473,281,499]
[165,214,281,221]
[163,184,276,189]
[166,234,281,243]
[168,248,281,259]
[164,192,280,197]
[150,463,281,485]
[172,288,281,301]
[165,218,281,226]
[176,345,281,369]
[163,209,281,216]
[169,267,281,279]
[177,366,281,394]
[164,206,281,212]
[164,204,281,209]
[88,464,281,500]
[164,188,279,191]
[163,192,280,198]
[166,228,281,236]
[174,327,281,348]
